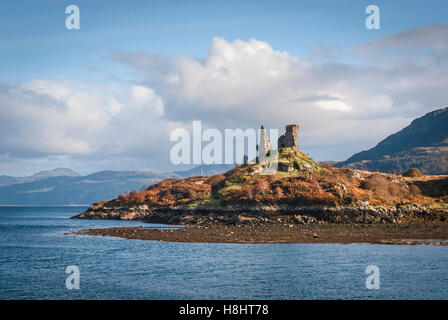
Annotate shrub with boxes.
[118,192,129,202]
[207,174,226,185]
[206,198,221,206]
[208,174,226,196]
[409,184,421,195]
[362,175,382,189]
[266,174,277,183]
[321,162,333,170]
[403,168,423,177]
[117,190,146,204]
[360,174,405,202]
[273,186,283,196]
[118,194,126,201]
[242,183,255,200]
[255,179,270,196]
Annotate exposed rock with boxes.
[278,163,294,172]
[294,215,319,225]
[73,202,445,226]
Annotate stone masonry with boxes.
[278,124,299,148]
[259,125,271,157]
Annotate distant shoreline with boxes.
[72,223,448,245]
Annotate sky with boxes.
[0,0,448,176]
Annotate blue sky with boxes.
[1,0,446,82]
[0,0,447,176]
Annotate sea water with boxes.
[0,206,446,299]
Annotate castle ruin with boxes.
[259,125,271,157]
[278,124,299,149]
[257,124,299,163]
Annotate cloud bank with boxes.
[1,25,448,175]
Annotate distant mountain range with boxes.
[0,165,233,205]
[0,168,80,187]
[335,107,448,174]
[172,164,234,177]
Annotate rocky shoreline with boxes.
[72,223,448,245]
[70,202,448,244]
[72,202,446,226]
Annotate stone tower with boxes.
[259,125,271,157]
[278,124,299,148]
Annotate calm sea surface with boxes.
[0,206,446,299]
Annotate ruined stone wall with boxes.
[278,124,299,148]
[259,125,271,158]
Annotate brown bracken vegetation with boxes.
[100,148,448,211]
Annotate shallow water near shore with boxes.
[0,206,447,299]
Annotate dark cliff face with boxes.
[337,107,448,174]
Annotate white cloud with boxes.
[315,99,352,112]
[114,36,446,152]
[0,79,176,169]
[2,27,448,174]
[129,85,164,116]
